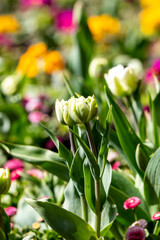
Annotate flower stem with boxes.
[85,122,101,237]
[80,195,88,222]
[95,179,101,238]
[69,127,76,156]
[153,220,160,235]
[85,122,97,158]
[0,196,5,238]
[133,208,137,221]
[127,96,138,126]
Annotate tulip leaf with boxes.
[70,147,85,195]
[83,162,96,213]
[69,128,100,179]
[106,87,147,177]
[39,123,73,167]
[26,199,98,240]
[0,141,69,182]
[149,93,159,148]
[144,147,160,209]
[100,196,117,237]
[22,234,36,240]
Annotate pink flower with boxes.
[0,34,13,47]
[5,206,17,217]
[55,9,77,34]
[39,196,50,201]
[10,168,23,181]
[126,226,146,240]
[112,161,121,170]
[27,169,44,179]
[25,98,42,112]
[4,158,24,170]
[144,59,160,84]
[123,197,141,210]
[28,111,43,123]
[10,222,14,229]
[144,68,154,83]
[152,212,160,220]
[45,139,55,150]
[20,0,51,8]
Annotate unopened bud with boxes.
[0,168,11,195]
[104,64,138,97]
[89,57,108,78]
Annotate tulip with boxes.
[89,57,108,78]
[0,168,11,195]
[104,64,138,97]
[55,95,98,126]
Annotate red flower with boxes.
[10,168,23,181]
[152,212,160,220]
[124,197,141,210]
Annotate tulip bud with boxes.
[55,95,98,126]
[0,168,11,195]
[1,74,21,96]
[69,95,98,124]
[104,64,138,97]
[89,57,108,78]
[55,99,76,126]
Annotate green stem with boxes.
[95,179,101,238]
[0,196,5,237]
[85,122,97,158]
[69,127,76,156]
[133,208,137,222]
[127,96,138,126]
[85,122,101,237]
[153,220,160,235]
[80,195,88,222]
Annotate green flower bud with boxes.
[104,64,138,97]
[69,95,98,124]
[0,168,11,195]
[55,99,76,126]
[89,57,108,78]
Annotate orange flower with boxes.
[0,15,19,33]
[32,222,40,230]
[87,14,120,41]
[26,42,47,58]
[16,53,39,78]
[42,51,65,74]
[140,5,160,35]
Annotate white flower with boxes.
[104,64,138,97]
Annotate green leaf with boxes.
[0,141,69,182]
[98,106,112,177]
[100,196,117,237]
[144,147,160,208]
[106,87,146,177]
[154,92,160,126]
[69,128,100,179]
[149,93,159,148]
[39,123,73,167]
[63,179,82,217]
[26,198,98,240]
[102,161,112,202]
[63,73,77,97]
[83,162,96,213]
[70,147,85,195]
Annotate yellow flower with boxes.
[139,0,160,7]
[42,51,65,74]
[16,42,64,77]
[0,15,19,33]
[140,6,160,35]
[26,42,47,57]
[87,14,120,41]
[16,53,38,78]
[32,222,40,230]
